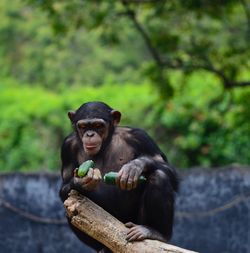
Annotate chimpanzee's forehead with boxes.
[74,102,113,122]
[74,105,111,121]
[77,118,106,125]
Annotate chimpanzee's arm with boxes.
[131,156,178,191]
[59,135,88,201]
[59,136,77,201]
[117,128,179,192]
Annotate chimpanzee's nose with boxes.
[86,131,95,137]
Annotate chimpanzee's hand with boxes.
[125,222,167,242]
[73,168,102,191]
[116,159,144,191]
[125,222,152,241]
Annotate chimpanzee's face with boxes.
[76,118,109,156]
[68,102,121,156]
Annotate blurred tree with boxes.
[25,0,250,97]
[0,0,148,89]
[0,0,249,171]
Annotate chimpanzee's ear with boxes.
[111,110,121,126]
[68,110,76,122]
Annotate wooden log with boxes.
[64,190,198,253]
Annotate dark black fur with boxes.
[59,101,179,252]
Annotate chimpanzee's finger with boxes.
[125,222,136,228]
[74,176,91,186]
[73,169,77,177]
[127,169,136,191]
[93,168,102,181]
[120,173,129,190]
[126,230,142,242]
[116,168,123,187]
[120,164,132,190]
[116,168,128,190]
[86,168,94,179]
[132,169,140,189]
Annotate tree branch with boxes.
[121,1,164,68]
[226,80,250,88]
[162,58,250,89]
[119,0,250,90]
[64,190,198,253]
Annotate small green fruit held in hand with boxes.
[104,171,146,185]
[77,160,95,177]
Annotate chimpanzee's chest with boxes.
[100,138,136,174]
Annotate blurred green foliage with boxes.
[1,77,249,171]
[0,0,148,88]
[0,0,249,171]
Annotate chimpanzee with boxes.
[59,101,178,252]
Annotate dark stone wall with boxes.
[0,173,94,253]
[0,165,249,253]
[172,165,250,253]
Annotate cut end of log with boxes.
[64,190,81,218]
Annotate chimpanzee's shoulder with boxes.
[115,126,163,156]
[116,126,152,140]
[61,133,79,153]
[62,133,76,145]
[115,126,149,140]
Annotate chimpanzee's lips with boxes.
[85,145,97,150]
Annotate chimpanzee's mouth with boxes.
[85,145,98,150]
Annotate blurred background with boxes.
[0,1,250,253]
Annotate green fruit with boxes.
[77,160,94,177]
[104,171,146,185]
[103,172,117,184]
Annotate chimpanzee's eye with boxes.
[78,122,86,129]
[94,123,104,129]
